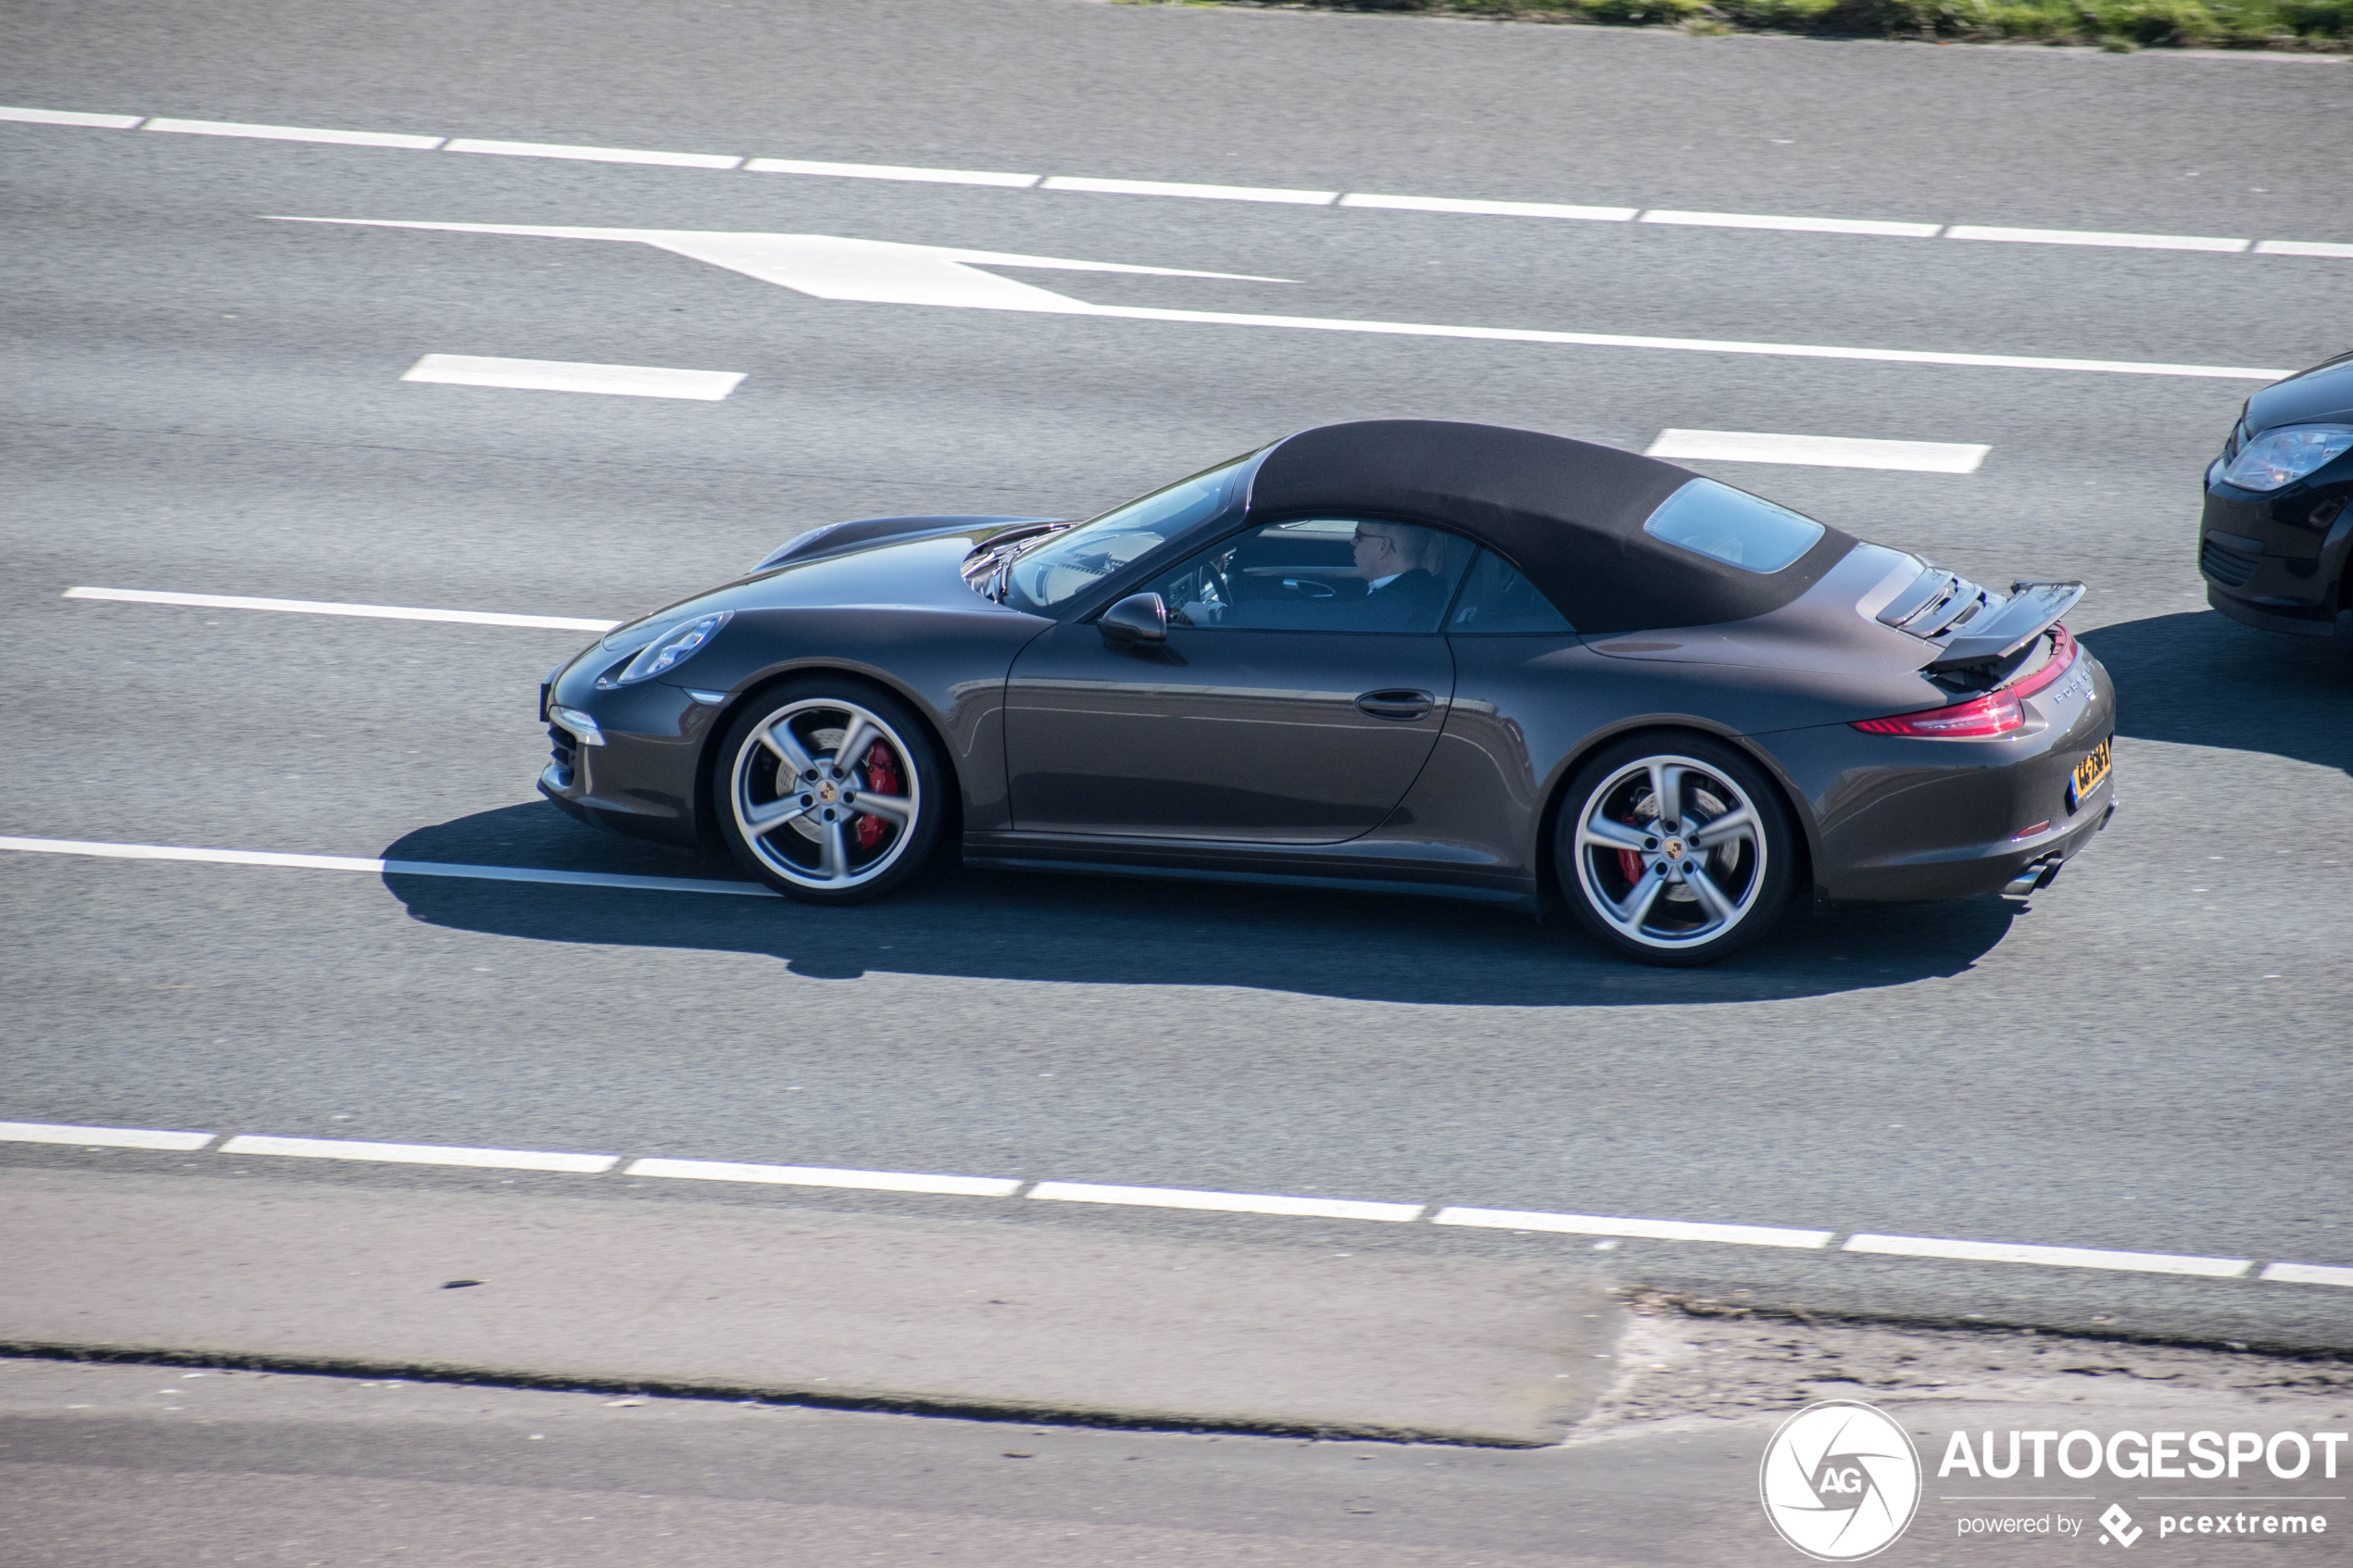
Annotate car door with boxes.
[1003,519,1465,843]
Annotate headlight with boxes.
[600,611,731,686]
[2219,424,2353,492]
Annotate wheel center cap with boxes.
[1663,838,1686,860]
[818,781,837,803]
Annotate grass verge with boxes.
[1148,0,2353,52]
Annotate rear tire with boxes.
[712,678,947,905]
[1554,734,1797,967]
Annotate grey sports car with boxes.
[539,420,2115,965]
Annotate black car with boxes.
[2199,350,2353,639]
[539,420,2115,966]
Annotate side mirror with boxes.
[1098,592,1168,646]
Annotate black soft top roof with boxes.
[1247,420,1856,635]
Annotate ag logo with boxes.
[1759,1399,1923,1561]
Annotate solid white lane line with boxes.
[2260,1262,2353,1287]
[443,137,742,169]
[628,1158,1022,1197]
[1339,192,1636,221]
[1431,1206,1833,1248]
[1027,1182,1424,1223]
[1642,209,1943,239]
[402,353,746,401]
[0,1121,215,1151]
[1096,302,2290,382]
[64,585,616,633]
[1843,1234,2253,1277]
[1041,175,1339,206]
[1946,224,2250,254]
[220,1135,619,1173]
[0,835,779,898]
[1645,429,1991,473]
[145,117,444,150]
[0,106,145,129]
[746,157,1041,187]
[2255,239,2353,259]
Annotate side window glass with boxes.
[1151,520,1471,634]
[1447,549,1576,634]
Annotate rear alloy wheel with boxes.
[714,682,944,904]
[1556,736,1795,966]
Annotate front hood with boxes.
[2246,351,2353,433]
[621,532,1020,632]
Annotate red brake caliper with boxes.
[1616,818,1643,887]
[856,742,901,849]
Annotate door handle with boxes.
[1355,688,1435,721]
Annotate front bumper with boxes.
[535,657,724,851]
[2197,479,2352,638]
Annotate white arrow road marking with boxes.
[269,218,1289,311]
[268,218,2291,381]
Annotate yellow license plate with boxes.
[2069,735,2112,810]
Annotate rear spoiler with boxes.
[1922,580,2085,672]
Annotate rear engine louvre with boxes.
[1851,624,2082,740]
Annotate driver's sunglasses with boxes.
[1352,530,1399,549]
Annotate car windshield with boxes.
[1642,478,1825,573]
[1003,455,1251,614]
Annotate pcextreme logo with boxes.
[1760,1400,1925,1561]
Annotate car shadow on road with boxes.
[2082,609,2352,775]
[381,803,2014,1008]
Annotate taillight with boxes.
[1851,625,2078,740]
[1852,691,2022,738]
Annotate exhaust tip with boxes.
[2001,854,2063,899]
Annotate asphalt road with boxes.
[4,0,2351,1359]
[6,1330,2347,1567]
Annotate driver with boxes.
[1350,521,1452,630]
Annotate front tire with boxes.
[713,679,946,904]
[1554,734,1796,967]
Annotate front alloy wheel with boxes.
[716,684,943,903]
[1557,737,1794,966]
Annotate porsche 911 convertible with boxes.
[538,420,2115,965]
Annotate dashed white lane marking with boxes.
[1645,429,1991,473]
[220,1135,619,1173]
[64,585,615,632]
[1432,1206,1833,1248]
[628,1158,1022,1197]
[444,137,742,170]
[7,1115,2346,1286]
[0,1121,215,1151]
[0,106,145,129]
[0,835,778,897]
[15,100,2347,263]
[747,156,1039,187]
[1040,175,1339,206]
[1843,1233,2253,1278]
[2261,1262,2353,1287]
[1027,1182,1425,1223]
[1642,209,1942,240]
[1340,192,1635,221]
[144,117,445,151]
[1946,224,2250,254]
[402,353,746,401]
[278,220,2292,382]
